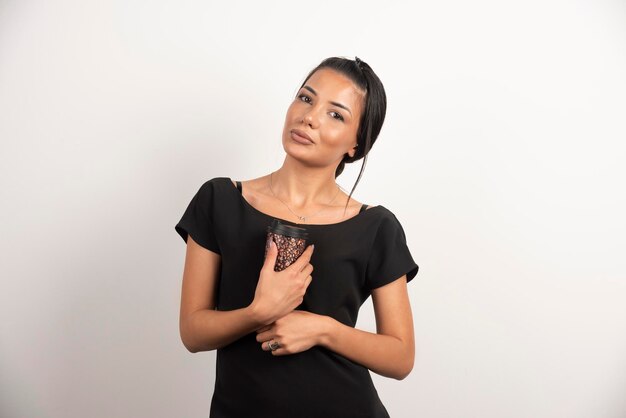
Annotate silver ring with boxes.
[268,340,281,351]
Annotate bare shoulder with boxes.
[229,175,274,212]
[230,175,267,191]
[353,197,377,211]
[231,175,267,197]
[229,177,263,192]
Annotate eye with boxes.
[297,94,312,104]
[330,111,344,122]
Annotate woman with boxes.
[175,56,419,418]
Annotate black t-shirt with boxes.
[175,177,419,418]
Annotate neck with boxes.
[270,156,343,209]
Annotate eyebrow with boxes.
[303,85,352,116]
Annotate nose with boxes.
[301,107,319,128]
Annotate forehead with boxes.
[305,68,365,108]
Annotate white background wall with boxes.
[1,1,625,417]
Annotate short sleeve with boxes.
[174,180,221,254]
[364,212,419,290]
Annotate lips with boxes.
[291,129,313,143]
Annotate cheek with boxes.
[320,125,351,147]
[284,104,294,120]
[286,101,305,120]
[334,120,357,137]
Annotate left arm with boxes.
[256,275,415,380]
[320,275,415,380]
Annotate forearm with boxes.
[181,305,266,353]
[319,316,414,380]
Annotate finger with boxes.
[270,347,287,356]
[256,325,271,334]
[256,331,273,343]
[256,324,272,333]
[262,240,278,270]
[303,275,312,288]
[263,340,282,352]
[299,263,313,276]
[289,244,314,271]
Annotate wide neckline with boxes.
[227,177,381,228]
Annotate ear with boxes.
[348,144,358,158]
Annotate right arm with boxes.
[179,235,314,353]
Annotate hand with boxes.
[255,310,326,356]
[249,241,315,325]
